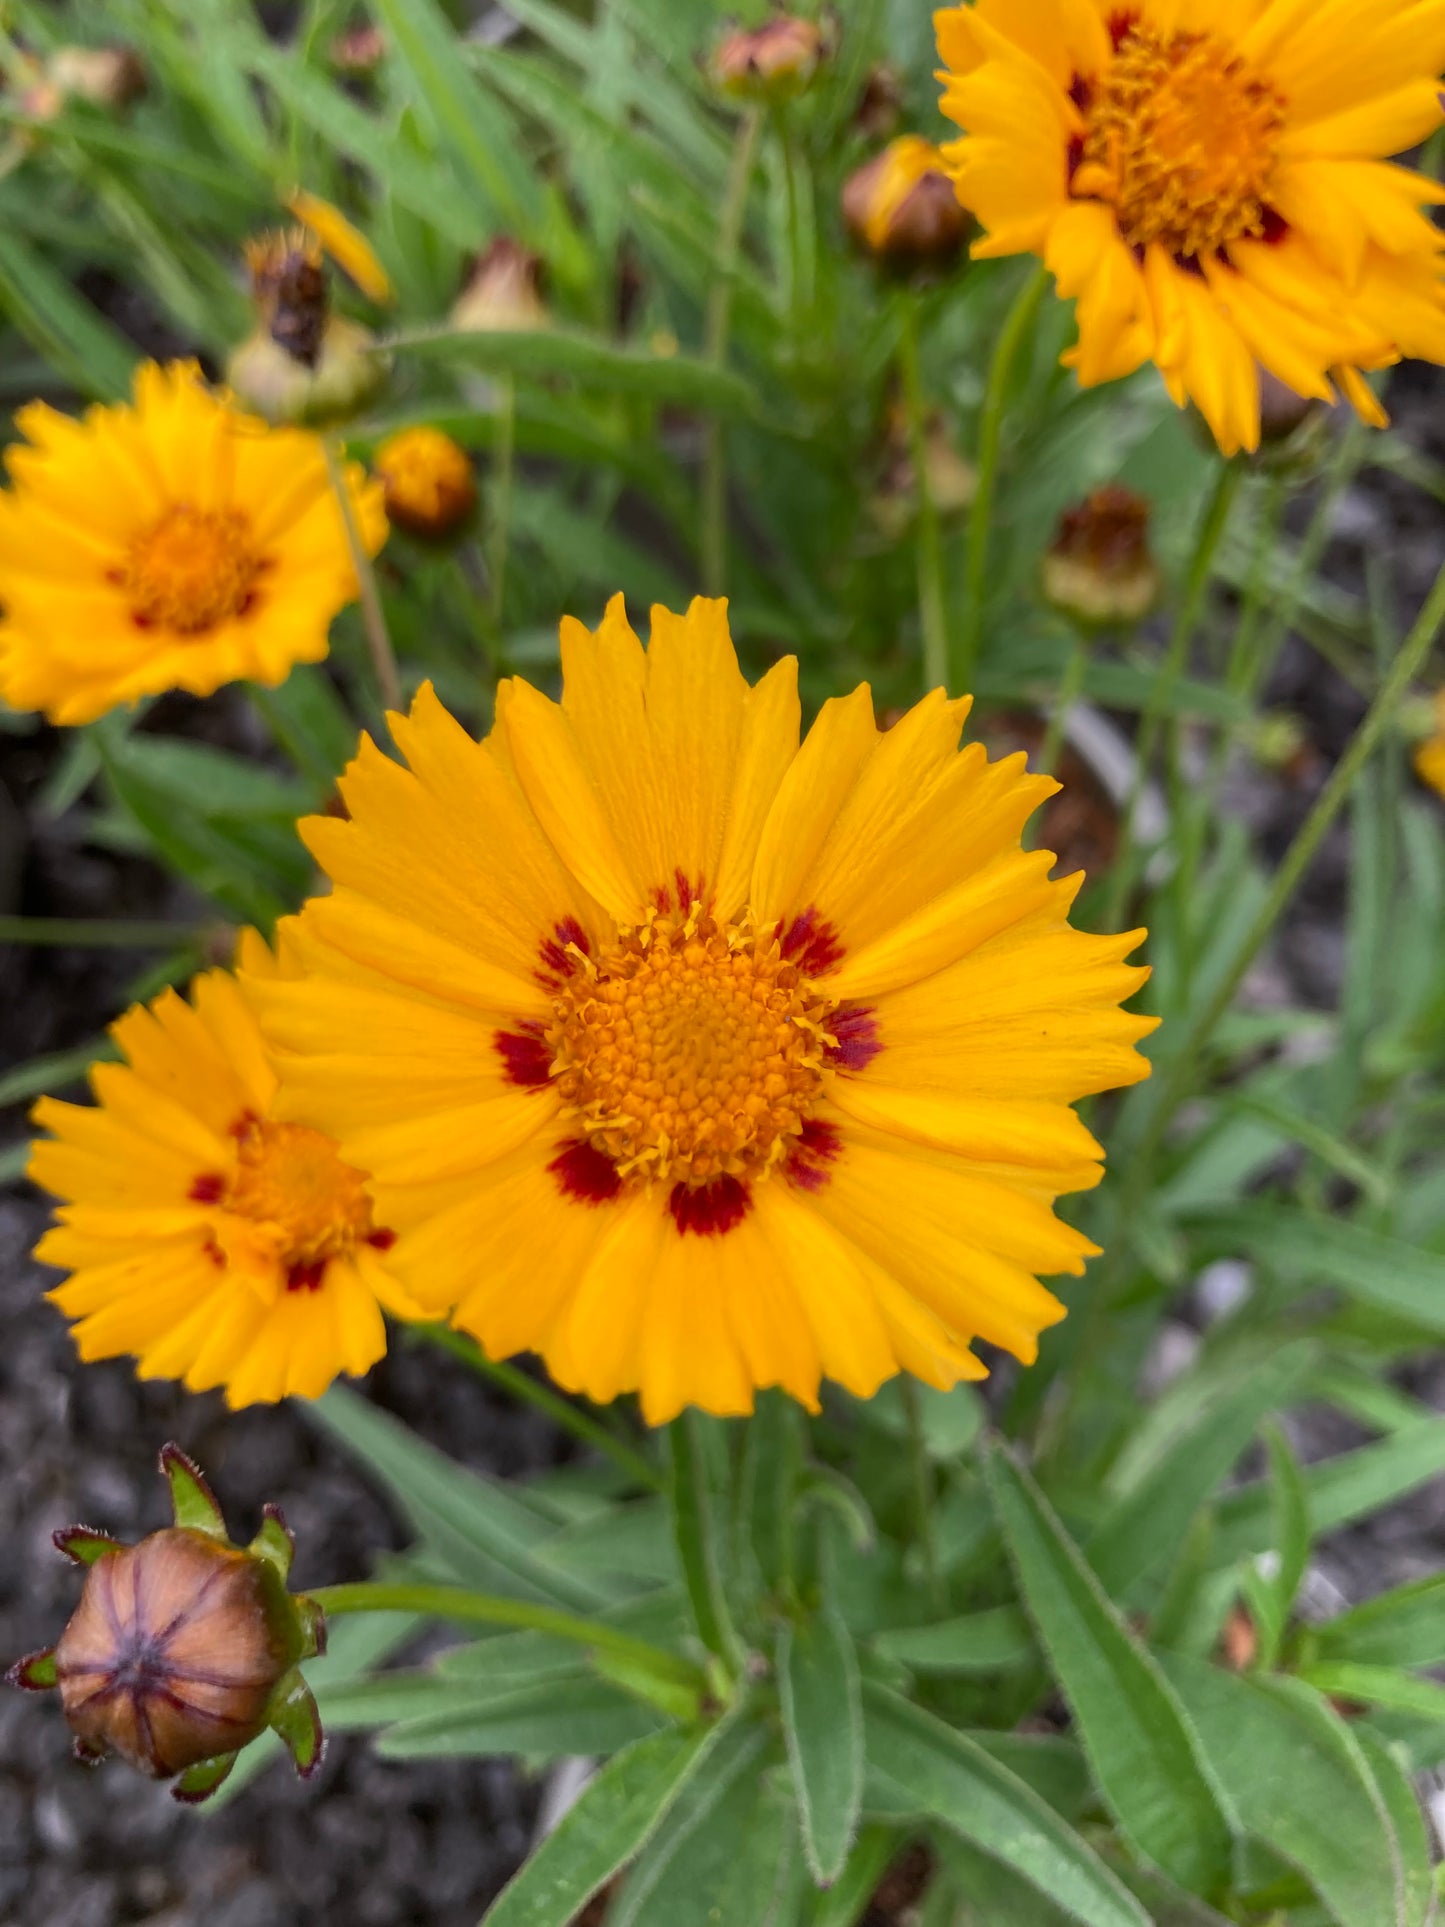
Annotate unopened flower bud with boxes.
[711,16,826,103]
[375,427,477,539]
[331,24,387,74]
[46,45,146,112]
[843,137,969,266]
[8,1445,324,1804]
[1042,485,1162,629]
[452,238,549,333]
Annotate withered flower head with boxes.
[46,45,147,111]
[1042,485,1162,630]
[8,1445,325,1805]
[843,137,970,267]
[452,238,549,334]
[711,15,827,102]
[375,427,478,540]
[246,229,330,370]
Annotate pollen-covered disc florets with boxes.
[549,906,834,1187]
[121,506,261,636]
[1075,25,1286,260]
[201,1112,381,1291]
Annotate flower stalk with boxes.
[323,433,401,711]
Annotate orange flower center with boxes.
[1077,25,1286,258]
[122,505,262,635]
[195,1115,383,1288]
[549,907,834,1187]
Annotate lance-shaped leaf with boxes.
[171,1752,238,1806]
[777,1602,863,1886]
[159,1443,226,1537]
[52,1526,124,1567]
[6,1648,58,1691]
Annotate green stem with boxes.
[310,1583,704,1687]
[900,1379,942,1610]
[490,376,516,632]
[1102,458,1242,931]
[1037,631,1090,780]
[0,916,200,949]
[897,295,949,694]
[670,1412,744,1676]
[1127,551,1445,1194]
[701,108,762,598]
[416,1325,664,1494]
[323,436,400,712]
[957,263,1049,689]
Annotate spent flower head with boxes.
[1043,485,1162,630]
[843,137,970,266]
[8,1445,325,1804]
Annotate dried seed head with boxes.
[246,230,330,369]
[452,238,549,334]
[1043,485,1162,629]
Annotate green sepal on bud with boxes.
[5,1442,327,1805]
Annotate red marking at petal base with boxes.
[1259,207,1288,246]
[825,1005,882,1072]
[538,917,591,983]
[1107,8,1138,48]
[548,1141,623,1206]
[780,907,845,977]
[669,1177,751,1237]
[286,1258,327,1294]
[201,1236,225,1270]
[495,1024,551,1088]
[366,1228,397,1252]
[785,1120,843,1194]
[674,869,706,914]
[228,1109,260,1140]
[653,884,671,913]
[189,1173,225,1204]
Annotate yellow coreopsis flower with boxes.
[246,596,1157,1426]
[29,931,425,1407]
[0,362,386,725]
[935,0,1445,456]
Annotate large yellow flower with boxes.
[0,361,386,725]
[935,0,1445,455]
[30,931,423,1407]
[248,597,1155,1426]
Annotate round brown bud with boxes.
[54,1528,300,1778]
[842,138,969,266]
[1042,485,1162,629]
[330,24,387,74]
[711,16,826,102]
[375,427,478,539]
[452,238,549,334]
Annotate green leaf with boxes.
[392,326,757,414]
[481,1718,733,1927]
[1159,1654,1431,1927]
[309,1386,607,1611]
[803,1827,901,1927]
[0,228,137,399]
[52,1527,124,1567]
[778,1602,864,1886]
[1088,1344,1313,1606]
[247,1506,295,1582]
[376,1675,665,1759]
[269,1671,323,1778]
[1183,1203,1445,1336]
[738,1392,803,1599]
[171,1753,237,1805]
[1213,1423,1445,1567]
[1297,1662,1445,1724]
[249,668,360,790]
[985,1443,1235,1896]
[1240,1426,1310,1670]
[862,1686,1149,1927]
[873,1607,1034,1675]
[0,1038,115,1110]
[1310,1575,1445,1669]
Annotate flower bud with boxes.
[46,45,146,112]
[331,24,387,74]
[228,316,388,428]
[375,427,477,540]
[843,138,969,266]
[711,16,826,103]
[1042,485,1162,630]
[8,1445,324,1804]
[452,238,549,333]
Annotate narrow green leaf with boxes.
[390,325,757,414]
[1214,1423,1445,1567]
[0,1038,115,1110]
[1298,1662,1445,1724]
[1159,1655,1431,1927]
[481,1718,731,1927]
[270,1672,323,1778]
[670,1412,741,1670]
[803,1827,901,1927]
[985,1443,1235,1896]
[160,1443,226,1536]
[1241,1426,1310,1669]
[738,1392,803,1599]
[778,1602,864,1886]
[873,1607,1033,1675]
[1311,1574,1445,1669]
[863,1685,1150,1927]
[0,228,136,399]
[377,1675,665,1759]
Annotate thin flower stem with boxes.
[957,263,1049,689]
[897,294,949,694]
[1127,551,1445,1195]
[490,376,516,633]
[670,1412,745,1677]
[0,916,200,949]
[310,1583,705,1688]
[702,108,762,598]
[323,435,400,713]
[415,1325,664,1494]
[1037,631,1090,780]
[1101,458,1243,931]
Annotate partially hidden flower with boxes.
[29,929,424,1406]
[7,1445,324,1804]
[1414,691,1445,798]
[712,16,827,101]
[935,1,1445,456]
[452,238,549,334]
[231,229,389,426]
[843,136,970,264]
[375,427,477,540]
[245,596,1157,1426]
[1042,485,1161,628]
[285,190,394,306]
